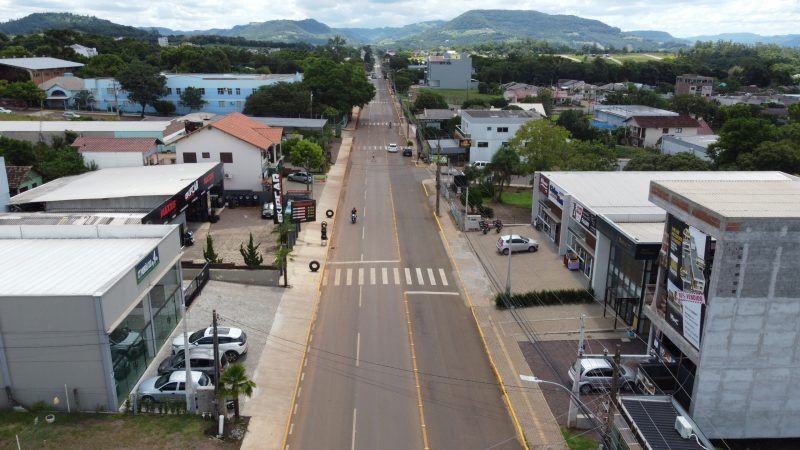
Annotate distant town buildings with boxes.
[157,37,169,47]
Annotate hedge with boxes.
[495,288,594,309]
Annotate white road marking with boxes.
[289,423,294,435]
[405,268,412,284]
[370,267,376,285]
[293,403,298,415]
[358,268,364,285]
[355,332,361,367]
[359,286,362,308]
[427,268,436,286]
[439,268,449,286]
[351,408,357,450]
[382,267,388,284]
[300,372,305,381]
[334,269,341,286]
[415,268,424,285]
[393,267,400,285]
[361,226,365,240]
[405,291,461,296]
[346,268,353,286]
[329,259,401,265]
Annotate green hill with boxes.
[0,12,150,38]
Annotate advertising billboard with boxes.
[664,214,710,350]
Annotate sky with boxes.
[1,0,799,37]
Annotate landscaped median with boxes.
[495,288,595,309]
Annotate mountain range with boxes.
[1,11,799,50]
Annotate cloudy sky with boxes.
[1,0,798,37]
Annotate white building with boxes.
[71,136,163,169]
[624,115,701,148]
[456,110,541,163]
[68,44,98,58]
[661,135,718,161]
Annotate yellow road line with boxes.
[431,210,530,450]
[403,292,431,450]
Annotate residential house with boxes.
[0,57,83,84]
[174,112,282,193]
[456,110,541,163]
[624,115,700,148]
[425,51,476,90]
[71,136,165,169]
[415,108,458,130]
[38,74,85,109]
[591,105,678,130]
[502,82,538,102]
[5,165,43,195]
[68,44,98,58]
[661,135,718,161]
[675,74,714,98]
[503,103,547,117]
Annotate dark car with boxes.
[288,171,312,184]
[402,147,413,157]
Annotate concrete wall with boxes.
[427,55,472,89]
[81,151,147,170]
[692,220,800,438]
[175,127,264,192]
[461,116,535,163]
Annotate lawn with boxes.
[417,87,499,106]
[500,190,532,208]
[561,427,597,450]
[0,411,242,449]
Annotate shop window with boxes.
[220,152,233,163]
[183,152,197,163]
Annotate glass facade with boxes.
[110,263,182,405]
[605,245,657,332]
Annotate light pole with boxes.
[435,138,441,217]
[520,375,589,428]
[310,91,313,119]
[505,232,512,298]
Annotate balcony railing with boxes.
[454,125,470,139]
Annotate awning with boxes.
[539,202,562,223]
[46,95,69,100]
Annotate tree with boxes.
[555,109,602,141]
[79,54,126,77]
[161,45,231,73]
[413,91,448,112]
[736,140,800,174]
[707,117,779,167]
[3,81,45,106]
[274,245,293,287]
[325,35,349,63]
[203,234,223,264]
[0,45,31,58]
[301,56,374,118]
[243,82,309,117]
[507,120,571,173]
[566,141,618,171]
[116,61,167,117]
[488,145,521,201]
[153,100,176,116]
[179,86,207,112]
[239,232,264,268]
[533,88,554,116]
[218,363,256,420]
[285,138,325,174]
[73,90,94,110]
[624,152,711,171]
[789,103,800,123]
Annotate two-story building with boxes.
[455,110,541,163]
[675,74,714,98]
[624,115,701,148]
[591,105,678,130]
[424,51,476,90]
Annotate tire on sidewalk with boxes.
[309,260,321,272]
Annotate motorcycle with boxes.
[183,230,195,247]
[351,212,357,224]
[493,219,504,234]
[479,220,491,235]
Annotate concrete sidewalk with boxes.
[426,179,567,450]
[240,112,358,449]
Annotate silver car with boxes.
[568,358,636,394]
[137,370,211,403]
[496,235,539,255]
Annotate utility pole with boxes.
[567,314,585,428]
[212,310,220,404]
[463,181,469,231]
[183,304,196,414]
[605,346,622,444]
[435,139,441,216]
[310,91,313,119]
[505,233,512,298]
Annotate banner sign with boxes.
[272,173,284,224]
[538,175,550,195]
[143,163,223,224]
[572,202,597,235]
[135,248,160,284]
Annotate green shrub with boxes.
[495,289,594,309]
[477,205,494,218]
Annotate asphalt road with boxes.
[287,67,521,450]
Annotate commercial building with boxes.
[645,178,800,439]
[424,51,476,89]
[8,162,224,229]
[0,56,83,84]
[661,135,718,161]
[456,110,541,163]
[675,74,714,98]
[531,171,795,334]
[0,120,183,145]
[0,224,184,411]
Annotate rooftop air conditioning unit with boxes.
[675,415,693,438]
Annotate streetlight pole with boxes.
[505,233,512,298]
[435,139,441,217]
[310,91,313,119]
[519,375,594,415]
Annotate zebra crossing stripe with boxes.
[405,268,412,285]
[427,268,436,286]
[439,268,449,286]
[358,268,364,285]
[347,268,353,286]
[393,267,400,285]
[382,267,388,284]
[334,269,341,286]
[370,267,376,285]
[415,268,424,285]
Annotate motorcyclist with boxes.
[351,207,357,223]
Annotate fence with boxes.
[182,262,209,307]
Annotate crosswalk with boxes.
[361,121,395,127]
[358,145,396,151]
[329,266,451,287]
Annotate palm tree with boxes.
[218,363,256,420]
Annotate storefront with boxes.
[565,201,598,279]
[534,174,563,244]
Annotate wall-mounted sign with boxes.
[143,164,223,224]
[548,181,566,206]
[135,248,160,284]
[572,202,597,235]
[538,175,550,195]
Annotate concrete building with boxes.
[661,135,719,161]
[38,74,86,109]
[71,136,164,169]
[68,44,98,58]
[591,105,678,130]
[456,110,541,163]
[424,51,475,89]
[157,37,169,47]
[0,57,83,85]
[531,171,796,334]
[0,224,184,411]
[624,115,701,148]
[645,178,800,439]
[675,74,714,98]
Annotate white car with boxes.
[0,107,11,114]
[138,370,212,403]
[62,111,81,119]
[387,143,398,153]
[172,326,248,362]
[496,235,539,255]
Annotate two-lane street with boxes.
[286,68,521,450]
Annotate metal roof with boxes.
[9,162,220,205]
[593,105,678,119]
[462,110,540,120]
[0,225,174,296]
[0,121,172,133]
[619,396,708,450]
[0,57,83,70]
[661,135,719,149]
[250,117,328,129]
[653,179,800,219]
[0,212,145,225]
[614,221,665,244]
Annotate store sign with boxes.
[135,248,160,284]
[572,202,597,235]
[664,214,709,350]
[142,164,224,224]
[538,175,550,195]
[272,173,284,224]
[548,181,566,206]
[289,199,317,223]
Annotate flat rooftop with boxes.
[0,121,172,133]
[0,225,174,296]
[10,163,220,205]
[0,56,83,70]
[0,212,145,226]
[653,179,800,219]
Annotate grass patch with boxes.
[562,427,597,450]
[0,411,241,449]
[500,190,532,208]
[417,87,498,106]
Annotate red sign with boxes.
[159,199,177,219]
[539,175,549,195]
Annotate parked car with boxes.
[158,348,228,381]
[172,326,248,362]
[568,358,636,394]
[109,327,145,356]
[402,147,413,157]
[387,143,398,153]
[288,171,312,184]
[0,107,11,114]
[138,370,212,403]
[496,235,539,255]
[471,160,489,170]
[62,111,81,119]
[261,202,275,219]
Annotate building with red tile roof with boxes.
[71,136,163,169]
